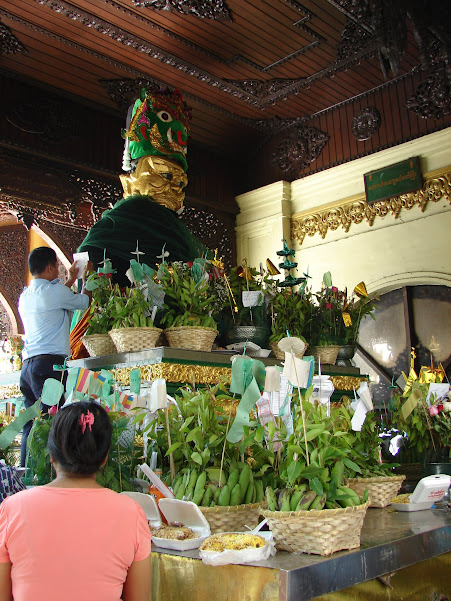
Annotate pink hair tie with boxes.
[79,410,95,434]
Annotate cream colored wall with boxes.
[235,128,451,295]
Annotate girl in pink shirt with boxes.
[0,400,151,601]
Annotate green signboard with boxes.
[364,157,422,204]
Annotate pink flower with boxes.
[429,405,439,416]
[324,302,332,310]
[49,405,58,416]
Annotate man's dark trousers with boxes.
[19,354,67,467]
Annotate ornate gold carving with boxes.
[0,384,22,400]
[114,364,364,391]
[119,156,187,212]
[114,364,231,386]
[292,168,451,244]
[329,375,367,391]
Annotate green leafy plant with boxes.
[24,410,142,491]
[268,287,313,345]
[310,279,377,346]
[158,261,218,329]
[391,381,451,464]
[109,285,154,329]
[220,265,271,333]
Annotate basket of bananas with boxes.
[261,484,369,556]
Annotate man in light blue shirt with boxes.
[18,247,91,466]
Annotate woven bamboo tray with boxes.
[82,334,117,357]
[199,502,266,534]
[271,342,309,361]
[109,327,163,353]
[164,326,218,352]
[261,501,369,556]
[345,475,406,508]
[311,345,340,365]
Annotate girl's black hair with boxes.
[47,400,112,475]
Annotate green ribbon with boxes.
[129,368,141,395]
[0,400,41,450]
[227,356,266,443]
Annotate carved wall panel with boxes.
[132,0,232,21]
[179,206,235,269]
[0,20,27,54]
[352,107,381,141]
[0,305,12,340]
[40,221,90,263]
[0,226,28,328]
[272,126,329,174]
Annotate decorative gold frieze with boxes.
[114,364,231,386]
[329,375,367,391]
[114,364,365,392]
[0,384,22,400]
[292,168,451,244]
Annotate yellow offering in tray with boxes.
[199,533,267,552]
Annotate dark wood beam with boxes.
[355,344,395,388]
[402,286,419,373]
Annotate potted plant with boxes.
[82,272,117,356]
[221,264,270,348]
[310,276,377,366]
[268,287,313,359]
[157,259,221,351]
[391,380,451,475]
[335,285,377,365]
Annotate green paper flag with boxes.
[129,368,141,395]
[65,368,79,394]
[323,271,332,287]
[227,378,261,444]
[0,400,41,450]
[104,392,117,409]
[227,356,266,443]
[41,378,65,406]
[100,370,115,401]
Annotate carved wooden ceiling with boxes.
[1,0,449,160]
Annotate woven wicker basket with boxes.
[109,327,163,353]
[345,475,406,508]
[199,502,266,534]
[261,501,369,556]
[311,345,341,365]
[82,334,117,357]
[271,342,309,361]
[164,326,218,352]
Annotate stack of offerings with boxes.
[261,484,369,556]
[172,463,267,535]
[391,474,451,511]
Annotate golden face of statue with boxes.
[119,156,188,213]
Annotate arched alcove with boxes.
[355,284,451,404]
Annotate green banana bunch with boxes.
[264,484,362,512]
[336,486,364,507]
[110,287,153,329]
[171,464,265,507]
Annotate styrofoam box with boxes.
[152,498,211,551]
[122,492,211,550]
[391,474,451,512]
